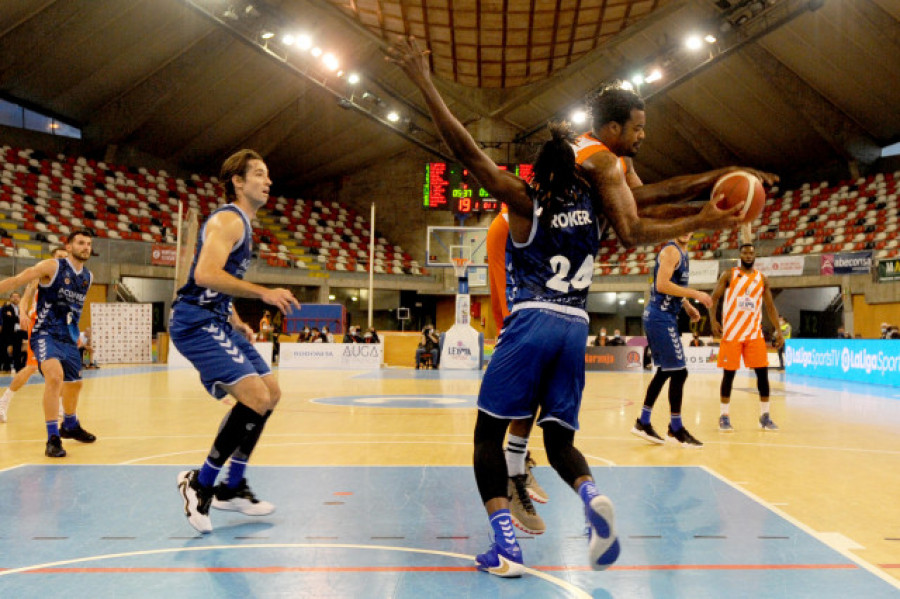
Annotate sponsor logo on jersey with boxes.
[550,210,591,229]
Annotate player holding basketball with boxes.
[632,233,707,447]
[388,36,748,578]
[0,247,68,423]
[170,149,299,533]
[0,232,96,457]
[709,242,784,431]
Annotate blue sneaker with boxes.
[475,541,525,578]
[759,414,779,431]
[586,495,620,570]
[718,414,734,432]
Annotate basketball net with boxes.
[451,256,470,279]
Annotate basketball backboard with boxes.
[425,226,489,268]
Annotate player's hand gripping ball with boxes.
[712,171,766,224]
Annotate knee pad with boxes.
[754,367,770,397]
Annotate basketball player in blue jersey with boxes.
[0,230,96,457]
[170,149,300,534]
[632,233,709,448]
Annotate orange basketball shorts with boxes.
[717,337,768,370]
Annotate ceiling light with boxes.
[351,296,358,302]
[222,7,239,20]
[571,110,587,124]
[630,74,644,86]
[387,111,400,122]
[619,299,626,305]
[310,47,323,57]
[282,34,295,46]
[297,34,312,50]
[328,294,336,300]
[348,73,360,84]
[638,298,645,304]
[645,69,663,83]
[322,53,339,71]
[704,34,718,43]
[685,35,703,50]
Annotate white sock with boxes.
[505,434,528,477]
[760,401,769,417]
[1,388,13,403]
[720,402,730,416]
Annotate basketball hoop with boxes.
[451,256,470,279]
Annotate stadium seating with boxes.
[0,145,424,275]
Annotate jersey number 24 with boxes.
[546,255,593,292]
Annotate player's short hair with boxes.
[220,149,264,203]
[739,242,755,250]
[590,81,645,131]
[66,229,93,244]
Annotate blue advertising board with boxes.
[784,339,900,388]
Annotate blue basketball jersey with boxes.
[175,204,253,318]
[506,183,602,314]
[32,258,93,344]
[648,241,689,315]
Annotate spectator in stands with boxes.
[887,325,900,340]
[836,327,851,339]
[0,292,23,373]
[415,325,439,369]
[690,332,705,347]
[321,326,334,343]
[880,323,891,339]
[309,327,322,342]
[777,316,792,370]
[607,329,626,346]
[592,328,608,346]
[364,327,380,343]
[298,326,311,343]
[271,311,283,364]
[343,326,363,343]
[259,311,272,342]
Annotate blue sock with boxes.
[62,413,77,430]
[46,420,59,439]
[226,459,247,488]
[670,414,683,431]
[639,406,652,425]
[578,480,601,506]
[197,459,223,488]
[488,508,518,549]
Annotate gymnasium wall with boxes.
[851,295,900,339]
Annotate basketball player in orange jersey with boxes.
[0,247,68,423]
[709,242,784,431]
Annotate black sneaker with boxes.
[45,435,66,458]
[212,479,275,516]
[667,425,703,448]
[631,419,665,445]
[59,423,96,443]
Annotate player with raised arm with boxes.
[170,149,300,533]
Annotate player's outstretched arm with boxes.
[580,152,746,247]
[0,259,58,296]
[632,167,779,207]
[386,36,530,218]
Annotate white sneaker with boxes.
[0,393,9,423]
[212,479,275,516]
[586,495,620,570]
[177,470,213,533]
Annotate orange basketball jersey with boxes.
[722,267,765,342]
[572,133,628,174]
[486,206,510,329]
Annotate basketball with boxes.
[712,170,766,223]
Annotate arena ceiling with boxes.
[1,0,898,191]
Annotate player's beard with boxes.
[740,258,755,269]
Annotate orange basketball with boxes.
[712,170,766,223]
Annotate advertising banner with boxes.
[689,260,719,285]
[151,244,177,266]
[877,257,900,282]
[755,256,804,277]
[584,346,645,371]
[784,339,900,387]
[682,346,721,371]
[822,252,872,275]
[279,343,383,370]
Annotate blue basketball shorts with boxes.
[643,309,685,370]
[169,302,271,399]
[31,335,82,382]
[478,307,589,431]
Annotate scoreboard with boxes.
[423,162,533,214]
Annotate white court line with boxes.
[0,543,591,597]
[700,465,900,590]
